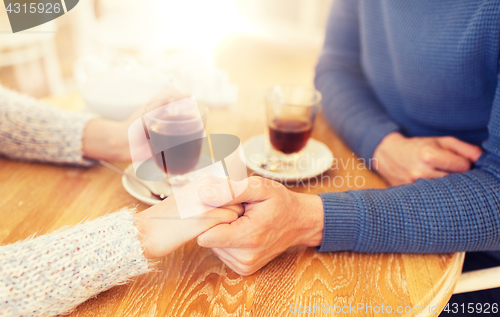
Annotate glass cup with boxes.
[143,98,208,185]
[264,85,321,170]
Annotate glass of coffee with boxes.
[143,97,208,185]
[265,85,321,169]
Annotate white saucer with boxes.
[122,164,172,205]
[242,134,334,182]
[121,158,227,205]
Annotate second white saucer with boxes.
[242,134,334,182]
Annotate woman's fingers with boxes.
[200,207,240,229]
[224,204,245,217]
[198,176,271,207]
[198,216,250,248]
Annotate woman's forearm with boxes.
[0,209,151,316]
[0,86,96,166]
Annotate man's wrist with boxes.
[372,132,405,168]
[294,193,324,247]
[374,132,405,154]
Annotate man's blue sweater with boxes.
[315,0,500,258]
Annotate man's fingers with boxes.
[211,248,261,276]
[437,137,483,162]
[425,148,471,173]
[408,166,450,182]
[421,169,449,180]
[198,176,275,207]
[210,248,235,267]
[210,248,254,276]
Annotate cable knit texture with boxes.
[316,0,500,260]
[0,209,150,317]
[0,85,96,166]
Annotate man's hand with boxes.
[83,87,189,161]
[373,132,483,186]
[197,176,324,276]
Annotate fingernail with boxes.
[201,185,218,200]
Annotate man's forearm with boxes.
[317,156,500,254]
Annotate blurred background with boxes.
[0,0,332,114]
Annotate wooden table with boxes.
[0,34,464,316]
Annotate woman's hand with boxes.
[82,87,189,162]
[133,174,245,259]
[134,194,243,259]
[373,132,483,186]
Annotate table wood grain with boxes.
[0,34,464,316]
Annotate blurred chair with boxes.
[453,266,500,294]
[0,13,65,96]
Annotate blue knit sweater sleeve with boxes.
[314,0,400,160]
[319,74,500,253]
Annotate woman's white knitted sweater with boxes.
[0,86,151,316]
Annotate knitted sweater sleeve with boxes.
[318,71,500,254]
[0,209,151,317]
[314,0,400,160]
[0,85,96,166]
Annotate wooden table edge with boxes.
[415,252,465,317]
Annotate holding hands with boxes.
[196,177,324,276]
[134,174,324,276]
[133,175,244,259]
[122,91,485,275]
[373,132,483,186]
[141,124,485,274]
[177,128,484,276]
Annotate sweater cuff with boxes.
[60,111,98,167]
[0,85,98,166]
[317,192,360,252]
